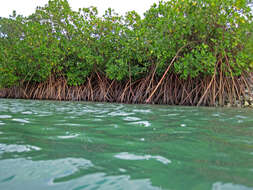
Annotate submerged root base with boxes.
[0,73,252,106]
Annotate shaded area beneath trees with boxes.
[1,72,252,107]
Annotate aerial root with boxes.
[0,71,251,106]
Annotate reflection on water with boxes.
[0,98,253,190]
[0,143,41,153]
[212,182,253,190]
[114,152,171,164]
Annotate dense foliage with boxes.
[0,0,252,88]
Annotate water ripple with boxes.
[236,115,248,119]
[212,182,253,190]
[0,144,41,153]
[0,115,12,119]
[131,121,151,127]
[58,134,80,139]
[123,117,140,121]
[12,119,30,124]
[21,111,33,115]
[1,99,253,189]
[55,123,81,127]
[108,111,134,116]
[133,109,152,114]
[114,152,171,165]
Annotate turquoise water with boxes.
[0,99,253,190]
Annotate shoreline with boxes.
[1,74,253,108]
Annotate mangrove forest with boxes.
[0,0,253,106]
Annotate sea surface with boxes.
[0,98,253,190]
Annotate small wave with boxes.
[123,117,141,121]
[58,134,80,139]
[0,144,41,153]
[212,113,221,117]
[12,118,30,123]
[212,182,253,190]
[113,124,119,128]
[131,121,151,127]
[108,111,134,116]
[172,131,192,134]
[133,109,152,113]
[21,111,33,115]
[236,115,247,119]
[55,123,81,127]
[167,113,180,117]
[0,115,12,119]
[114,152,171,165]
[93,118,102,122]
[119,168,127,172]
[37,111,53,117]
[238,120,244,123]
